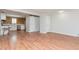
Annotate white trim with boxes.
[6,9,40,16]
[7,14,25,18]
[27,31,39,32]
[51,31,79,37]
[40,32,47,34]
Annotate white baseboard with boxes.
[40,32,47,34]
[27,31,79,37]
[27,31,39,32]
[51,31,79,37]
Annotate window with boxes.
[12,18,17,24]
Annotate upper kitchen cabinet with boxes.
[0,13,6,20]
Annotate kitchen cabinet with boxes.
[17,24,25,30]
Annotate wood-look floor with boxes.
[0,31,79,50]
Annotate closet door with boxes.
[34,17,40,32]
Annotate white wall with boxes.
[50,12,79,36]
[39,12,79,36]
[26,16,30,32]
[40,15,51,33]
[34,17,40,32]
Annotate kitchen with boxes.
[0,12,26,36]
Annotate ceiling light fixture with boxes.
[58,10,64,13]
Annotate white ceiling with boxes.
[6,9,40,16]
[1,9,79,16]
[22,9,79,14]
[0,9,28,16]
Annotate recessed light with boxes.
[58,10,64,13]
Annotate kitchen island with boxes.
[0,25,11,36]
